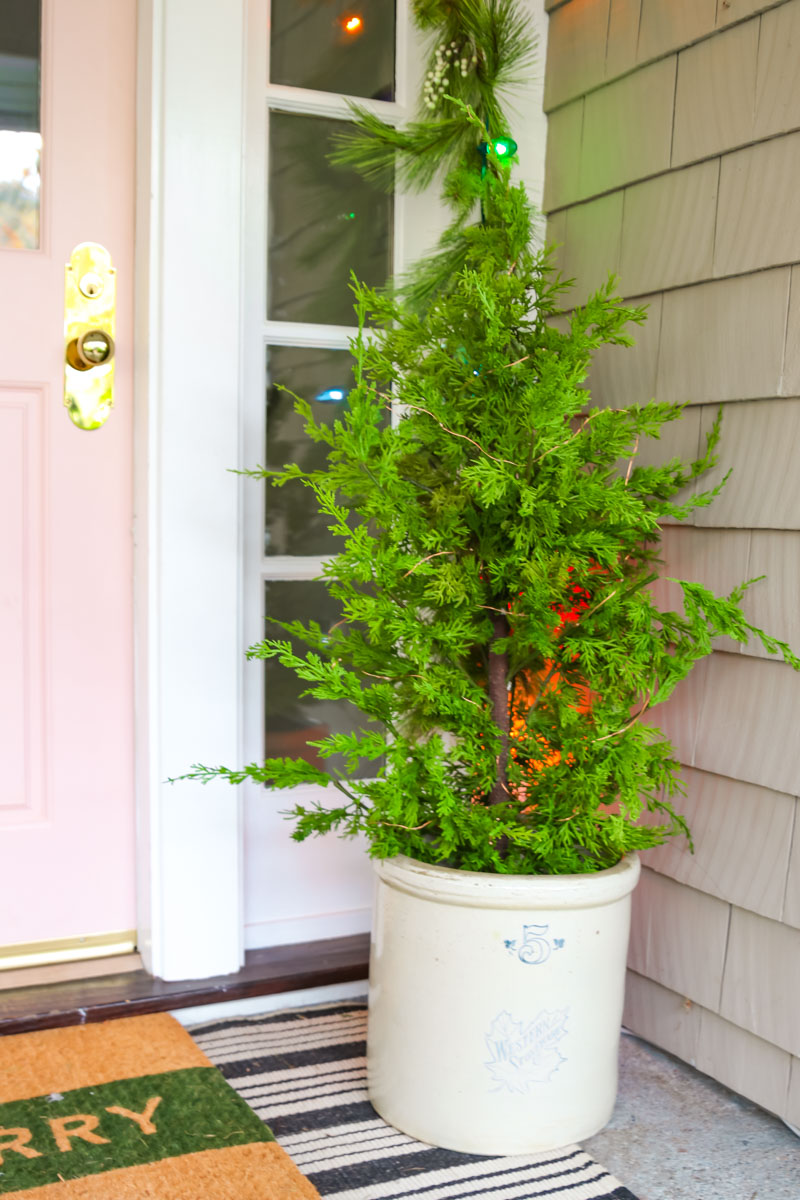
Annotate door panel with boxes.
[0,0,136,949]
[0,387,46,828]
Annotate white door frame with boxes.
[133,0,548,982]
[134,0,247,980]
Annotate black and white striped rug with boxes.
[190,1000,637,1200]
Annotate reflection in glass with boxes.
[264,580,381,779]
[270,0,395,101]
[0,0,42,249]
[268,112,392,325]
[265,345,356,557]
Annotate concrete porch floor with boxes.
[583,1031,800,1200]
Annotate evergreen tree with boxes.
[181,1,800,874]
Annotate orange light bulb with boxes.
[342,14,363,34]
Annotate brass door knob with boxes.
[64,242,116,430]
[66,328,115,371]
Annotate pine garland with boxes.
[181,2,800,874]
[331,0,536,310]
[332,0,534,189]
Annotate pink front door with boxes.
[0,0,137,950]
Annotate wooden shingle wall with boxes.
[543,0,800,1123]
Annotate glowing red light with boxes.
[342,14,363,34]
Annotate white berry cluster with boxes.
[423,39,478,110]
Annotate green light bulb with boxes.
[493,137,518,158]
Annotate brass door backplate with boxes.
[64,242,116,430]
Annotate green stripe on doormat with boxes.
[0,1067,273,1193]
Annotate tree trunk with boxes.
[488,612,510,806]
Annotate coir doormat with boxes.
[0,1012,319,1197]
[192,1001,638,1200]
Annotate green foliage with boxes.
[184,156,800,873]
[181,0,800,875]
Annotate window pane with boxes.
[268,111,392,325]
[264,580,380,779]
[270,0,395,101]
[265,345,355,557]
[0,0,41,249]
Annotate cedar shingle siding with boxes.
[543,0,800,1126]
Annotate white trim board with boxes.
[134,0,247,980]
[171,979,368,1027]
[244,906,372,951]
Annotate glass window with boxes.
[0,0,41,249]
[260,4,396,780]
[270,0,395,101]
[264,580,381,779]
[265,344,389,557]
[266,344,356,557]
[268,111,392,325]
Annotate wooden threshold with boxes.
[0,933,370,1037]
